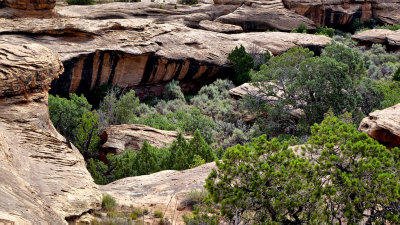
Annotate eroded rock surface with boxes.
[0,0,57,18]
[101,162,215,224]
[0,42,101,224]
[359,103,400,148]
[283,0,400,29]
[100,124,192,154]
[0,11,331,98]
[352,29,400,50]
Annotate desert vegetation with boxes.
[48,27,400,224]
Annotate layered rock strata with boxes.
[0,0,57,18]
[100,124,192,154]
[283,0,400,29]
[359,103,400,148]
[352,29,400,50]
[0,42,101,224]
[0,14,331,98]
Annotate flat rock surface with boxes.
[359,103,400,148]
[100,124,192,153]
[352,29,400,47]
[101,162,215,224]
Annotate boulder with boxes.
[352,29,400,50]
[100,162,215,224]
[0,42,101,224]
[359,103,400,148]
[100,124,192,154]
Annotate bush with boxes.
[315,26,335,37]
[204,116,400,224]
[291,23,308,33]
[66,0,93,4]
[181,0,197,4]
[163,80,185,101]
[102,194,117,211]
[393,67,400,81]
[228,45,254,85]
[154,210,163,218]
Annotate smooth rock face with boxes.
[101,162,215,224]
[352,29,400,49]
[0,43,101,224]
[100,124,192,154]
[359,103,400,148]
[0,10,331,98]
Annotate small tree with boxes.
[393,67,400,81]
[228,45,254,85]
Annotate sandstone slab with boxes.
[0,42,101,224]
[359,103,400,148]
[352,29,400,49]
[100,162,215,224]
[199,20,243,33]
[100,124,192,154]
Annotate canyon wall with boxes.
[0,42,101,224]
[283,0,400,29]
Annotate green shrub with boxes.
[228,45,254,85]
[154,210,163,218]
[102,194,117,211]
[393,67,400,81]
[163,80,185,101]
[66,0,93,5]
[291,23,308,33]
[181,0,197,4]
[315,26,335,37]
[204,116,400,224]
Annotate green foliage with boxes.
[75,111,101,159]
[190,79,235,121]
[163,80,185,101]
[291,23,308,33]
[204,116,400,224]
[86,83,119,109]
[228,45,254,85]
[393,67,400,81]
[315,26,335,37]
[66,0,93,5]
[377,24,400,31]
[250,46,360,134]
[154,210,163,218]
[102,194,117,211]
[49,93,92,141]
[321,41,366,80]
[97,89,141,127]
[87,158,108,185]
[180,0,197,4]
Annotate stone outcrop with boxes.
[100,162,215,224]
[359,103,400,148]
[352,29,400,50]
[199,20,243,33]
[0,0,57,18]
[0,42,101,224]
[216,1,316,32]
[0,8,331,98]
[100,124,191,158]
[283,0,400,29]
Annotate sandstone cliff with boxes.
[0,0,57,18]
[283,0,400,29]
[0,42,101,224]
[0,8,331,98]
